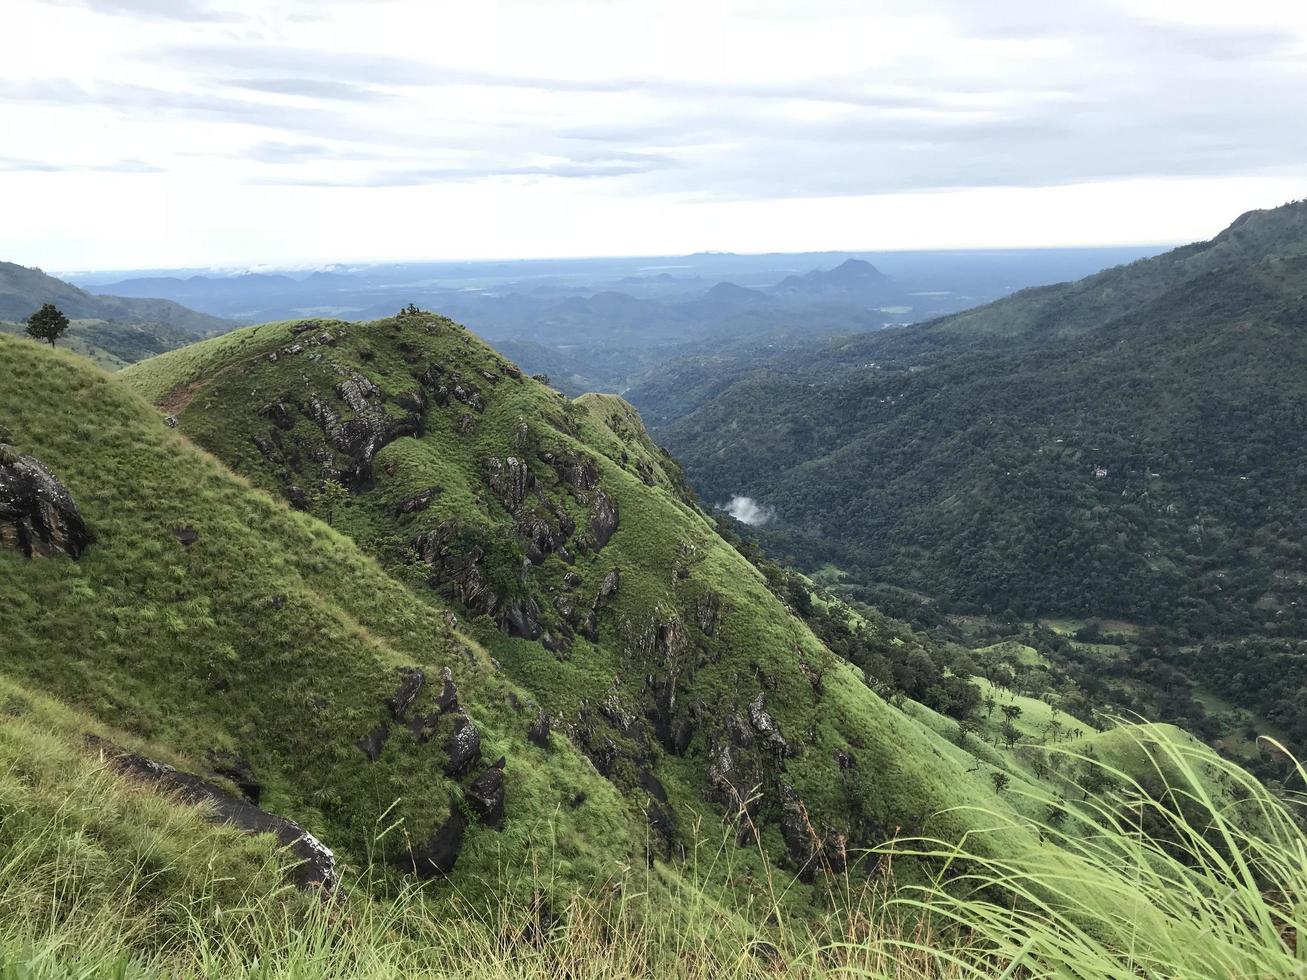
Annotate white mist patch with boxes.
[720,495,775,527]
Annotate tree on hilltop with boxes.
[26,304,69,347]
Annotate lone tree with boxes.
[26,304,69,347]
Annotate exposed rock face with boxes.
[396,798,466,878]
[414,521,499,617]
[386,667,425,718]
[208,752,262,804]
[749,693,791,759]
[464,756,506,828]
[89,737,336,891]
[588,489,619,548]
[444,712,482,776]
[482,456,533,512]
[0,446,92,559]
[527,711,551,749]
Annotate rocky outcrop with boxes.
[414,521,499,617]
[396,798,466,878]
[207,752,262,804]
[464,757,506,829]
[588,489,619,548]
[0,446,92,559]
[749,693,792,759]
[444,712,482,776]
[304,393,421,492]
[527,711,551,749]
[397,486,442,514]
[499,597,544,640]
[89,737,335,891]
[696,592,721,636]
[779,784,820,878]
[386,667,425,718]
[482,456,533,513]
[595,568,621,607]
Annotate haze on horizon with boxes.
[3,0,1306,272]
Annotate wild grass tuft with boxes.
[867,724,1307,978]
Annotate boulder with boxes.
[90,737,336,891]
[588,489,619,548]
[396,798,466,878]
[444,712,482,776]
[0,446,92,559]
[357,723,390,762]
[464,756,506,828]
[434,667,460,714]
[386,667,425,718]
[527,711,551,749]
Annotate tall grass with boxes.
[3,722,1305,977]
[867,725,1307,978]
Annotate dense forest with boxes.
[636,202,1307,759]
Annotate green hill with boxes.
[0,262,230,369]
[3,319,1075,940]
[636,201,1307,751]
[116,311,1044,882]
[3,315,1298,975]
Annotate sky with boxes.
[3,0,1306,271]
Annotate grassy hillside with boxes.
[5,328,1302,976]
[119,313,1047,893]
[1,334,649,908]
[0,317,201,369]
[0,261,228,335]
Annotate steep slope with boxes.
[117,313,1040,896]
[634,201,1307,751]
[0,261,228,334]
[1,335,650,906]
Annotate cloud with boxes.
[221,77,390,102]
[719,496,776,527]
[52,0,237,21]
[5,0,1307,267]
[0,155,164,173]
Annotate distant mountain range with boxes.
[0,261,228,334]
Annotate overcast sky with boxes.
[4,0,1306,271]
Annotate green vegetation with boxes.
[638,200,1307,761]
[24,304,68,347]
[1,317,203,369]
[5,282,1305,975]
[0,261,227,334]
